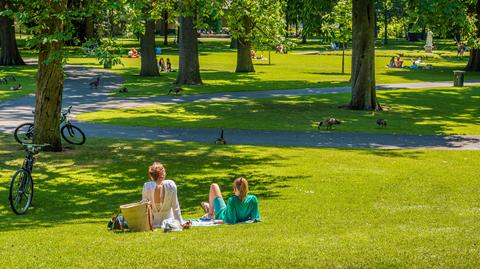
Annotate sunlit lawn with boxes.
[77,86,480,135]
[65,38,480,98]
[0,65,37,101]
[0,135,480,267]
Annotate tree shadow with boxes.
[0,136,307,231]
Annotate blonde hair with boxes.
[234,177,249,202]
[148,162,166,181]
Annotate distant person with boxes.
[250,50,257,59]
[386,56,396,68]
[409,60,418,69]
[395,56,403,68]
[275,44,284,54]
[158,57,166,72]
[457,42,465,57]
[128,48,139,58]
[201,177,260,224]
[166,58,173,72]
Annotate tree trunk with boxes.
[140,19,159,76]
[349,0,380,111]
[33,6,65,152]
[176,15,202,84]
[163,11,168,45]
[466,49,480,71]
[383,5,388,45]
[466,1,480,72]
[0,14,25,66]
[85,16,95,40]
[236,39,255,73]
[230,37,237,49]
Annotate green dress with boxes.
[215,195,261,224]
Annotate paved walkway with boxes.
[1,65,479,150]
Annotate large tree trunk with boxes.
[236,39,254,72]
[140,19,159,76]
[0,13,25,66]
[33,7,65,152]
[163,11,168,45]
[466,1,480,72]
[176,15,202,84]
[235,16,255,73]
[349,0,380,111]
[85,16,95,40]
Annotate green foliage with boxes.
[321,0,352,44]
[226,0,286,49]
[86,39,123,68]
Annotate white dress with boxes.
[142,180,184,228]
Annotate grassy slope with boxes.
[77,86,480,135]
[1,135,480,268]
[0,65,37,101]
[65,38,480,98]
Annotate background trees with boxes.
[0,0,25,65]
[226,0,286,73]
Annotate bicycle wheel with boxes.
[61,124,86,145]
[9,169,34,215]
[14,123,34,144]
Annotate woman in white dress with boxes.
[142,162,185,228]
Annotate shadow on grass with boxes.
[0,137,305,231]
[85,86,480,136]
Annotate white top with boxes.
[142,180,184,227]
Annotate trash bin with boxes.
[155,47,162,54]
[453,70,465,87]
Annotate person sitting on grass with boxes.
[158,57,166,72]
[128,48,139,58]
[166,58,174,72]
[201,177,260,224]
[409,60,418,69]
[142,162,187,228]
[395,56,403,68]
[386,56,396,68]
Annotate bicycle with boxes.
[14,105,86,145]
[9,143,49,215]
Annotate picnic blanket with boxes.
[188,218,260,227]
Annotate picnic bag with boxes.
[119,201,153,232]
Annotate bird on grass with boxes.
[215,129,226,145]
[376,119,387,128]
[168,87,183,95]
[318,118,341,130]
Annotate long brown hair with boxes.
[234,177,249,202]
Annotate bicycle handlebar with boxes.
[22,143,51,153]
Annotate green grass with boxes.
[76,86,480,135]
[0,65,37,101]
[1,135,480,268]
[63,38,480,98]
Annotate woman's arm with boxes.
[213,220,224,224]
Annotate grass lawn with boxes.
[0,65,37,101]
[76,86,480,135]
[64,38,480,98]
[1,134,480,268]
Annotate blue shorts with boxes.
[213,197,226,219]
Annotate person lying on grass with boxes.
[142,162,189,229]
[201,177,260,224]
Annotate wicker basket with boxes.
[120,201,152,232]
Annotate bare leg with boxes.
[208,183,223,217]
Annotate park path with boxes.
[0,64,479,150]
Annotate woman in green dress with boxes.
[202,177,260,224]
